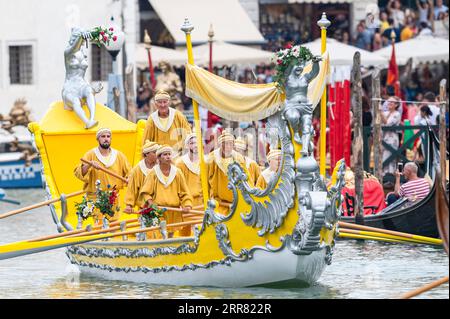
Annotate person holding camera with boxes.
[386,162,430,205]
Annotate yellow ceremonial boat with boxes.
[0,16,346,287]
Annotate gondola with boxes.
[341,127,444,238]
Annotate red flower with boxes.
[277,59,282,65]
[109,27,114,32]
[113,36,117,42]
[100,31,105,36]
[285,43,292,49]
[103,36,108,42]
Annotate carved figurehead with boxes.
[62,27,103,129]
[277,46,322,156]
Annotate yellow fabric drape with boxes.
[184,52,329,122]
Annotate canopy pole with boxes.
[181,18,209,207]
[317,13,330,177]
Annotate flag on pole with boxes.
[387,32,400,96]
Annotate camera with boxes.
[397,162,403,173]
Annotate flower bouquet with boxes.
[89,26,117,47]
[272,43,313,90]
[138,204,166,227]
[75,195,95,220]
[93,180,121,220]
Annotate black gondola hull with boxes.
[341,184,439,238]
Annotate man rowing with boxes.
[139,145,193,237]
[206,131,246,214]
[234,136,261,187]
[142,89,192,156]
[123,140,160,214]
[256,149,282,189]
[175,133,203,207]
[74,128,131,199]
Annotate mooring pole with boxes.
[372,68,383,182]
[439,79,447,191]
[351,52,364,225]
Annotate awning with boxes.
[135,44,187,68]
[148,0,266,47]
[371,35,449,67]
[189,41,273,66]
[302,38,388,67]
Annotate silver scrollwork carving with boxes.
[227,112,296,236]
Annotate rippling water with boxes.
[0,189,448,299]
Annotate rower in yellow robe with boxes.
[74,127,131,221]
[175,133,203,207]
[142,89,192,156]
[206,131,246,215]
[234,136,261,187]
[139,145,193,238]
[256,149,282,189]
[123,140,160,214]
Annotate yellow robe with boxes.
[245,157,262,187]
[74,148,131,222]
[124,160,152,208]
[142,107,192,154]
[74,147,131,196]
[256,168,275,190]
[175,154,203,206]
[139,164,193,228]
[207,149,245,215]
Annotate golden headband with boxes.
[156,145,173,157]
[154,90,171,101]
[143,140,160,154]
[96,128,111,139]
[218,132,235,145]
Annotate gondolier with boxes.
[175,133,202,207]
[142,89,192,155]
[139,145,193,237]
[234,137,261,187]
[74,127,131,198]
[256,149,281,189]
[123,140,160,213]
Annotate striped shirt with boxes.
[398,178,430,201]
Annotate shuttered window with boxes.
[91,45,112,81]
[9,45,33,85]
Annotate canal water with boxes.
[0,188,448,299]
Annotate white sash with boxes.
[93,147,118,168]
[138,159,151,177]
[261,168,275,184]
[154,164,177,188]
[150,107,176,132]
[181,154,200,175]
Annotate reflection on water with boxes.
[0,189,448,299]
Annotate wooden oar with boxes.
[399,276,449,299]
[338,221,443,245]
[31,205,206,242]
[339,228,441,246]
[0,219,203,260]
[81,158,128,183]
[338,232,405,244]
[0,190,84,220]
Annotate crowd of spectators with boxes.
[354,0,448,52]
